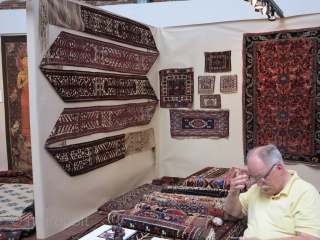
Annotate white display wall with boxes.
[0,0,319,238]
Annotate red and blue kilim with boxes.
[170,109,229,138]
[243,27,320,166]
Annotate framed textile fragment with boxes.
[198,76,215,93]
[204,51,231,73]
[200,95,221,108]
[1,36,32,171]
[159,68,194,108]
[243,27,320,166]
[170,109,229,138]
[220,75,237,93]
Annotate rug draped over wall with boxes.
[243,26,320,166]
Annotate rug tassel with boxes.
[206,228,215,240]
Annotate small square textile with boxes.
[220,75,237,93]
[200,95,221,108]
[159,68,194,108]
[204,51,231,73]
[198,76,215,93]
[170,109,229,138]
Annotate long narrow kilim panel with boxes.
[40,0,158,51]
[45,104,157,146]
[41,68,158,102]
[170,109,229,138]
[243,27,320,166]
[46,128,155,176]
[40,31,159,75]
[159,68,194,108]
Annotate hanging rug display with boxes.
[40,31,159,75]
[159,68,194,108]
[243,26,320,166]
[39,0,158,51]
[170,109,229,138]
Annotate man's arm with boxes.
[239,231,319,240]
[224,170,247,219]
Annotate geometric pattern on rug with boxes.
[40,68,158,102]
[159,68,194,108]
[0,184,33,221]
[41,31,159,75]
[200,95,221,108]
[40,0,158,51]
[204,51,231,73]
[220,75,237,93]
[243,27,320,166]
[198,76,215,93]
[170,109,229,138]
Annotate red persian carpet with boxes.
[243,27,320,166]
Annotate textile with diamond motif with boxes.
[159,68,194,108]
[200,95,221,108]
[40,0,158,51]
[161,186,229,197]
[40,31,159,75]
[46,128,156,176]
[243,27,320,166]
[205,51,231,72]
[198,76,215,93]
[41,68,158,102]
[107,211,216,240]
[220,75,237,93]
[122,209,213,228]
[170,109,229,138]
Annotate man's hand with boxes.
[229,169,248,195]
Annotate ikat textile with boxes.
[41,32,158,75]
[40,0,158,51]
[204,51,231,73]
[243,27,320,166]
[170,109,229,138]
[107,211,216,240]
[200,95,221,108]
[46,128,156,176]
[41,68,158,102]
[98,183,164,212]
[220,75,237,93]
[198,76,215,93]
[0,184,34,221]
[161,186,229,197]
[123,209,213,228]
[159,68,194,108]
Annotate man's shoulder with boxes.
[290,174,319,197]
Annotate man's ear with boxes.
[277,163,284,174]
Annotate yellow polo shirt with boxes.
[239,170,320,239]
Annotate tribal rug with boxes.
[200,95,221,108]
[41,31,159,75]
[107,211,216,240]
[141,192,226,206]
[0,170,33,184]
[220,75,237,93]
[41,68,158,102]
[205,51,231,73]
[134,200,233,220]
[198,167,230,179]
[98,183,164,213]
[161,186,229,197]
[151,176,186,186]
[39,0,158,51]
[183,177,228,190]
[243,27,320,166]
[170,109,229,138]
[159,68,194,108]
[46,128,156,176]
[198,76,215,93]
[122,209,213,228]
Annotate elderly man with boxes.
[224,144,320,240]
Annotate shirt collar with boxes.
[273,170,298,197]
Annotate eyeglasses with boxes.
[248,163,278,183]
